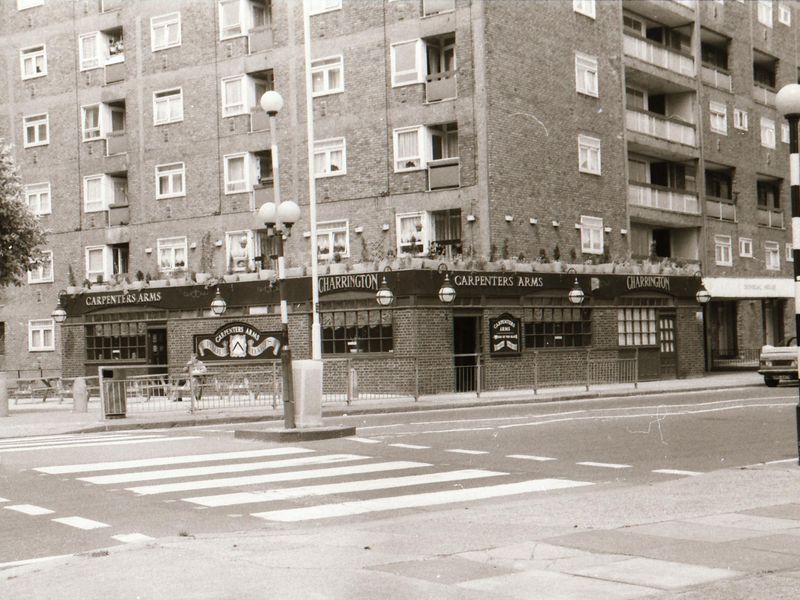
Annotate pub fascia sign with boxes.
[84,291,163,307]
[194,322,283,360]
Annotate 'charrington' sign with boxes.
[194,322,283,361]
[489,313,522,356]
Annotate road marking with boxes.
[507,454,557,462]
[184,469,507,507]
[36,447,314,475]
[0,433,153,449]
[389,444,430,450]
[4,504,54,515]
[0,432,141,444]
[577,462,631,469]
[0,436,202,454]
[52,516,110,530]
[253,478,594,522]
[78,454,368,485]
[345,437,382,444]
[0,497,8,503]
[0,554,73,570]
[445,449,489,455]
[128,461,430,496]
[652,469,702,476]
[112,533,155,543]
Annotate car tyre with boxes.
[764,376,779,388]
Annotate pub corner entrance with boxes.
[453,313,482,392]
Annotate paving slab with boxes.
[542,529,682,556]
[567,556,739,590]
[368,555,517,585]
[684,513,800,532]
[740,503,800,522]
[644,538,800,573]
[457,541,631,573]
[624,520,770,543]
[737,534,800,556]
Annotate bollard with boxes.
[72,377,88,413]
[0,373,8,417]
[293,359,324,429]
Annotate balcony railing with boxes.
[108,204,129,227]
[428,157,460,191]
[248,25,273,54]
[705,197,736,222]
[624,33,694,77]
[253,182,275,207]
[423,0,455,16]
[700,65,732,92]
[625,108,696,146]
[628,182,700,215]
[758,207,784,228]
[105,131,126,156]
[105,60,125,85]
[753,84,776,106]
[426,71,457,103]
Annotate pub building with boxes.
[57,269,706,394]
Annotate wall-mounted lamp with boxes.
[466,214,476,223]
[437,264,456,304]
[354,226,364,234]
[604,227,612,233]
[529,218,538,225]
[552,220,560,228]
[504,215,514,222]
[210,286,227,316]
[566,269,585,305]
[51,293,67,323]
[303,231,311,238]
[375,267,394,306]
[574,223,582,230]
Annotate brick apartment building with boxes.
[0,0,795,392]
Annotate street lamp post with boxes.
[776,83,800,465]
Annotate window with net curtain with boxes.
[398,213,425,255]
[395,127,422,170]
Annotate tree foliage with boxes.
[0,141,46,286]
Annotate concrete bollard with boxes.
[292,359,324,429]
[0,373,8,417]
[72,377,88,413]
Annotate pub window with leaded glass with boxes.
[617,307,657,346]
[85,321,147,361]
[523,306,592,349]
[321,309,393,354]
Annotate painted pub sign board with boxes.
[194,322,283,361]
[489,313,522,356]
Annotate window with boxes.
[779,3,791,25]
[317,220,349,260]
[787,242,794,262]
[151,12,181,51]
[25,182,51,216]
[224,153,255,193]
[739,237,753,257]
[391,39,424,87]
[396,212,427,256]
[153,88,183,125]
[85,320,147,362]
[219,0,266,39]
[311,56,344,96]
[309,0,341,16]
[580,216,603,255]
[157,237,187,272]
[573,0,596,19]
[765,241,780,270]
[393,126,423,171]
[79,32,101,70]
[757,179,781,209]
[617,308,657,346]
[734,108,748,131]
[28,319,54,352]
[84,175,108,212]
[321,309,393,354]
[18,0,44,8]
[759,0,774,27]
[225,230,256,272]
[82,105,101,141]
[524,306,592,349]
[783,123,791,143]
[85,246,109,281]
[28,250,53,284]
[709,101,727,134]
[714,235,733,266]
[221,75,269,117]
[761,117,776,148]
[155,163,185,199]
[578,135,601,175]
[575,52,598,97]
[23,113,48,147]
[20,45,46,79]
[313,138,346,177]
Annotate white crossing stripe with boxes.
[507,454,557,462]
[36,447,313,475]
[0,497,9,503]
[78,454,368,485]
[576,461,631,469]
[128,461,430,496]
[253,478,595,522]
[184,469,507,508]
[4,504,54,516]
[0,432,140,444]
[0,554,73,570]
[52,516,110,530]
[0,436,202,454]
[445,449,489,455]
[389,444,430,450]
[0,433,155,449]
[345,437,382,444]
[652,469,702,476]
[112,533,155,543]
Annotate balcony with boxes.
[426,71,456,103]
[753,84,776,107]
[428,158,459,191]
[423,0,455,16]
[624,34,694,77]
[105,131,126,156]
[248,25,273,54]
[105,59,125,85]
[758,208,784,229]
[628,182,700,216]
[626,109,696,147]
[670,0,695,7]
[101,0,123,11]
[253,183,275,207]
[700,66,732,92]
[108,203,129,227]
[250,109,270,132]
[705,197,736,222]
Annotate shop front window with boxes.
[523,305,592,348]
[85,321,147,361]
[321,309,393,354]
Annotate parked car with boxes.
[758,337,798,387]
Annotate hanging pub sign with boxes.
[194,322,283,361]
[489,313,522,356]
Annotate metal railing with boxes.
[628,182,700,216]
[626,109,696,146]
[710,348,759,370]
[1,374,100,407]
[624,34,694,77]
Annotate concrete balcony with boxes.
[253,183,275,207]
[250,109,269,132]
[624,34,694,77]
[105,59,125,85]
[753,84,776,107]
[108,204,129,227]
[626,109,696,147]
[426,71,456,103]
[700,66,732,92]
[628,182,700,216]
[248,26,273,54]
[423,0,455,16]
[101,0,123,11]
[427,158,459,191]
[670,0,695,7]
[105,131,127,156]
[705,197,736,222]
[758,208,784,229]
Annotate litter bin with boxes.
[101,368,127,419]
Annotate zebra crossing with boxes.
[34,444,595,523]
[0,431,202,454]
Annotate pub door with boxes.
[658,313,677,379]
[147,328,168,375]
[453,314,481,392]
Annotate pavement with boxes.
[3,371,800,599]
